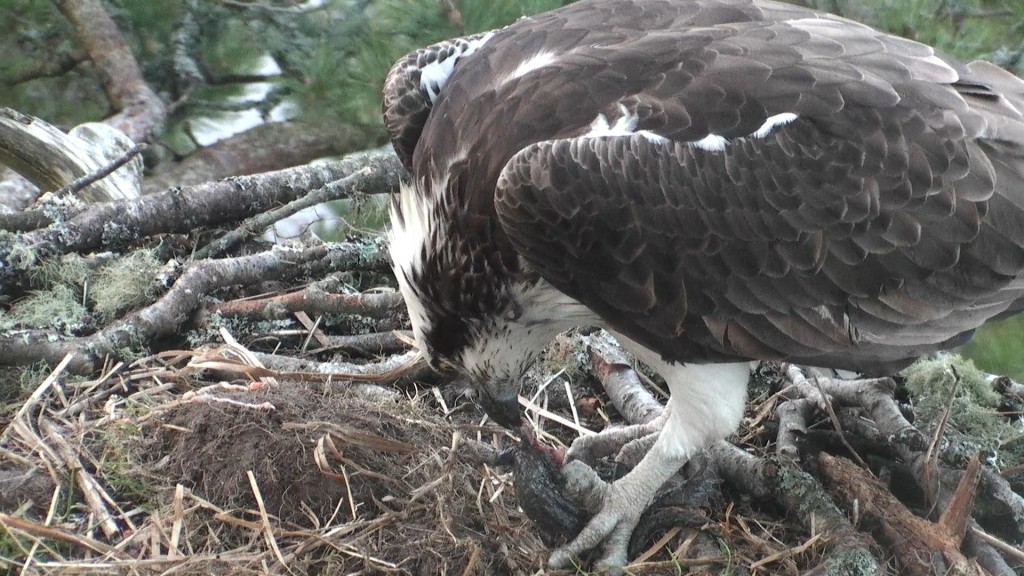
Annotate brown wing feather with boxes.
[389,0,1024,371]
[382,32,494,170]
[495,109,1024,372]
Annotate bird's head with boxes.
[389,180,595,428]
[424,296,549,429]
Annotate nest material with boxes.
[1,338,1022,575]
[0,348,550,575]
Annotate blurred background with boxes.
[2,0,1021,379]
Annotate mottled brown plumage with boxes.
[386,0,1024,374]
[383,0,1024,569]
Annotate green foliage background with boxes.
[0,0,1021,378]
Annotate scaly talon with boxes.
[549,478,644,572]
[566,408,668,466]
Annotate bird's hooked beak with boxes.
[477,380,523,429]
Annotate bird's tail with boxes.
[963,60,1024,141]
[958,62,1024,316]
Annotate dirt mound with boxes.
[140,382,544,574]
[150,386,377,526]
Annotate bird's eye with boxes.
[429,357,457,372]
[505,302,522,322]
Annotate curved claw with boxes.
[614,432,659,473]
[549,462,648,572]
[550,415,692,573]
[548,479,643,573]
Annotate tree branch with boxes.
[817,452,980,576]
[0,148,402,286]
[0,108,144,202]
[0,241,385,373]
[53,0,166,143]
[208,286,404,320]
[194,149,403,258]
[143,123,378,195]
[2,48,88,86]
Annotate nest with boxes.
[0,343,551,575]
[2,334,1023,575]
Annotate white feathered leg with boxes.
[549,352,751,572]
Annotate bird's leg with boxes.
[565,407,669,467]
[550,361,751,572]
[551,421,691,571]
[613,431,660,472]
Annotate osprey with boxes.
[384,0,1024,569]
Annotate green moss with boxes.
[90,250,161,322]
[902,355,1024,468]
[30,253,91,289]
[18,361,50,393]
[8,284,87,332]
[6,242,38,271]
[824,548,882,576]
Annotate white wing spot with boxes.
[752,112,799,138]
[586,114,612,136]
[693,133,729,151]
[510,51,557,80]
[419,32,495,102]
[638,131,669,144]
[584,107,796,148]
[692,113,798,151]
[583,105,639,138]
[610,104,638,133]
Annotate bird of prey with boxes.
[383,0,1024,569]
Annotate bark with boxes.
[0,148,402,288]
[784,368,1024,539]
[53,0,166,143]
[315,331,413,357]
[208,287,405,320]
[587,337,665,426]
[193,148,404,258]
[710,443,882,576]
[0,240,387,373]
[252,349,435,390]
[817,453,982,576]
[782,365,1024,570]
[776,397,817,460]
[0,206,51,233]
[0,108,143,202]
[988,372,1024,399]
[142,122,377,195]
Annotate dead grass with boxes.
[0,339,557,576]
[0,332,941,576]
